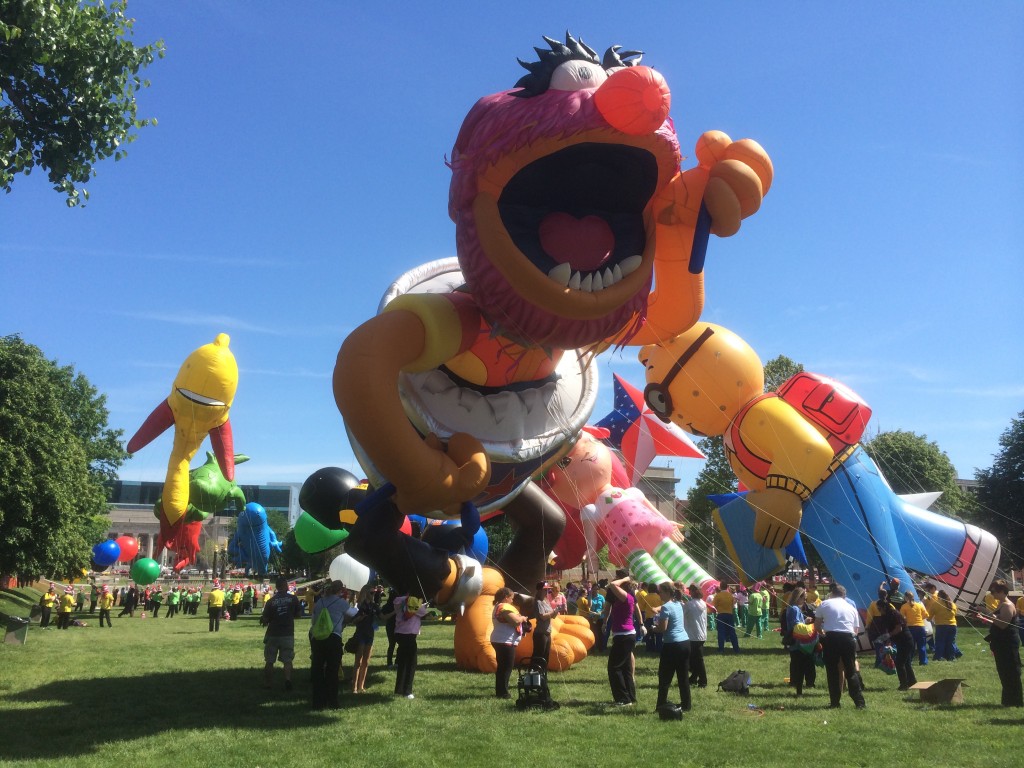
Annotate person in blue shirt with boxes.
[588,584,607,652]
[653,582,691,715]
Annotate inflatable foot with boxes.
[930,524,1001,608]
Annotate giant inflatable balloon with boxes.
[228,502,283,576]
[92,540,120,567]
[453,566,596,673]
[595,374,704,486]
[332,33,773,629]
[639,322,1002,612]
[115,536,139,562]
[127,334,239,570]
[130,557,161,586]
[328,553,371,591]
[539,427,717,595]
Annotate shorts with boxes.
[264,635,296,664]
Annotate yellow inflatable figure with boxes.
[639,322,1001,613]
[128,333,239,526]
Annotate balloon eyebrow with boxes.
[512,32,643,98]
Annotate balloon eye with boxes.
[557,456,573,469]
[550,60,608,91]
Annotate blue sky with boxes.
[3,2,1022,496]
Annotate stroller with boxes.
[515,657,559,710]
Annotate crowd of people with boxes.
[31,567,1023,714]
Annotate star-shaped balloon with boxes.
[595,374,704,485]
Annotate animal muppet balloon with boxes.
[128,334,239,570]
[639,322,1002,611]
[333,33,773,613]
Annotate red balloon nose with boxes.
[594,66,671,135]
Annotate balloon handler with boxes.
[639,323,1001,613]
[327,34,772,671]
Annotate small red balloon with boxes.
[116,536,140,561]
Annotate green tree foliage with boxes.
[0,0,164,206]
[0,335,128,579]
[863,429,976,519]
[974,411,1024,568]
[763,354,803,393]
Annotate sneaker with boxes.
[405,694,415,699]
[285,680,293,692]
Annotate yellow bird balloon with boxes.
[127,333,239,526]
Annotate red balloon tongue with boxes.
[538,212,614,271]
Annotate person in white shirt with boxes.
[814,583,866,709]
[682,583,709,688]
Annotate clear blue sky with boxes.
[3,2,1022,496]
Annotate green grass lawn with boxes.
[1,600,1020,768]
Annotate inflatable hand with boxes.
[392,432,491,516]
[454,567,595,673]
[697,131,773,237]
[749,488,803,549]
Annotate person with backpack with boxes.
[782,587,817,696]
[309,580,357,709]
[393,592,429,699]
[653,582,691,716]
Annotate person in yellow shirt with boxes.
[637,582,663,652]
[207,582,226,632]
[39,585,58,628]
[712,585,739,652]
[97,586,114,627]
[57,586,76,630]
[930,589,959,661]
[900,591,930,665]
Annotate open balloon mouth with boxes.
[177,388,225,407]
[497,142,657,292]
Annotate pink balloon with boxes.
[116,536,140,561]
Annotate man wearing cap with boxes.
[98,586,114,627]
[815,583,866,709]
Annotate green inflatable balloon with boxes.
[130,557,161,586]
[294,512,348,554]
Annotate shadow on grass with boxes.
[2,668,336,761]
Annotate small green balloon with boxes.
[130,557,161,586]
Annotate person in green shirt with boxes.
[746,585,764,639]
[151,587,165,618]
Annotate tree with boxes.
[974,411,1024,568]
[763,354,803,393]
[0,335,128,579]
[1,0,164,206]
[863,429,977,519]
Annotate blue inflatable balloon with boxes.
[92,539,121,567]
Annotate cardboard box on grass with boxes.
[909,679,968,704]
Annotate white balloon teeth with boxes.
[546,254,642,292]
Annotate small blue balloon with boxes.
[92,539,121,567]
